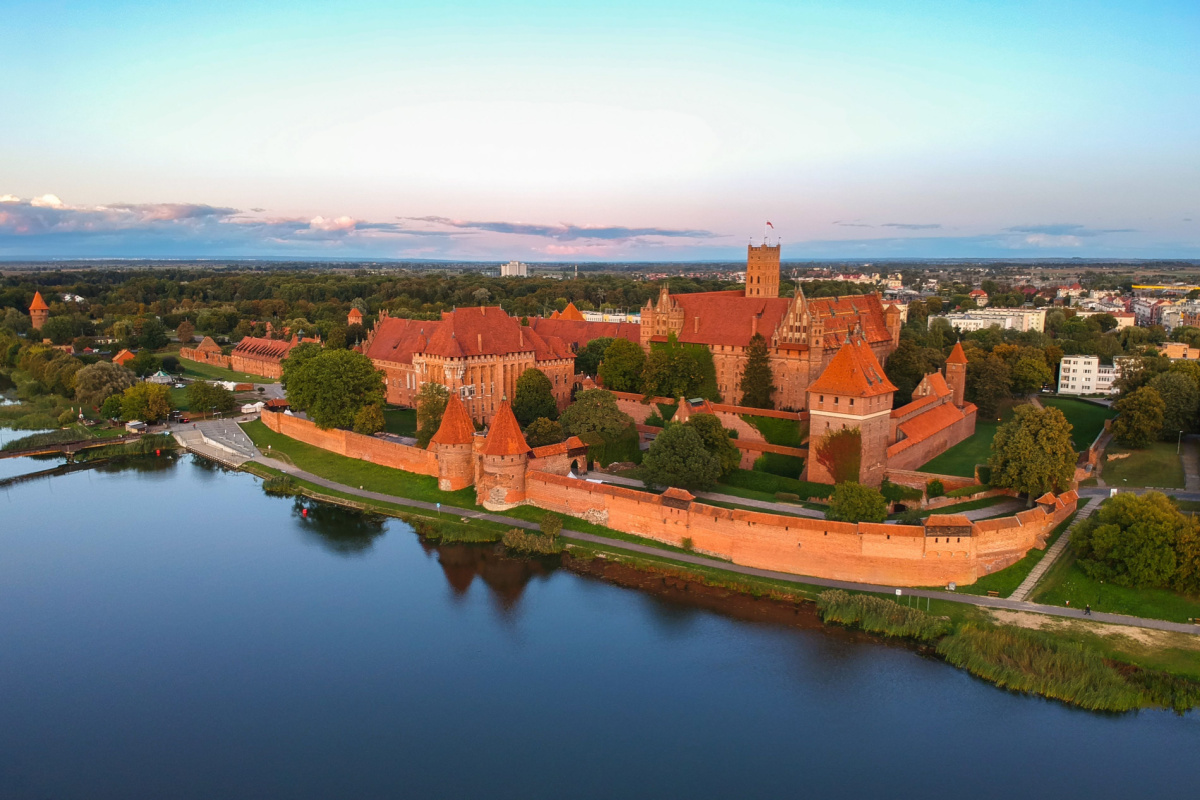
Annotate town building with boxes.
[931,307,1046,333]
[181,333,318,379]
[112,349,136,367]
[1057,356,1120,395]
[500,260,528,277]
[28,291,49,330]
[1160,342,1200,361]
[969,289,989,306]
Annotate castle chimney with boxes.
[477,333,483,351]
[694,316,699,333]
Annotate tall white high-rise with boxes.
[500,260,528,277]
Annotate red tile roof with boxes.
[945,341,968,365]
[807,336,897,398]
[112,349,136,366]
[365,308,574,365]
[348,307,363,321]
[925,514,971,527]
[195,336,223,353]
[664,291,790,347]
[895,403,966,446]
[481,401,531,456]
[559,302,586,321]
[28,291,49,311]
[528,317,641,349]
[431,393,476,446]
[232,336,298,361]
[808,293,893,347]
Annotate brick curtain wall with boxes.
[180,347,231,368]
[261,410,438,476]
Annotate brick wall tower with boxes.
[431,393,477,491]
[347,307,363,327]
[28,291,49,331]
[804,336,897,487]
[475,401,531,510]
[745,243,781,299]
[944,341,968,409]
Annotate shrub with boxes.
[897,508,924,525]
[816,590,951,642]
[926,479,945,498]
[540,512,563,538]
[57,409,77,426]
[681,536,694,551]
[262,475,300,497]
[525,417,565,448]
[353,403,386,435]
[825,482,888,523]
[774,492,800,502]
[721,469,834,500]
[502,528,564,555]
[881,479,923,503]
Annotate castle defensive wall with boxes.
[259,408,1077,589]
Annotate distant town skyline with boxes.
[1,0,1196,260]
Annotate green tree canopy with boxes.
[138,318,169,350]
[283,348,384,430]
[989,405,1077,501]
[884,339,944,405]
[280,342,324,390]
[120,382,173,422]
[597,338,645,393]
[524,417,565,448]
[640,422,721,492]
[175,320,195,344]
[1111,386,1165,448]
[353,403,386,435]
[558,389,634,440]
[128,349,161,378]
[825,482,888,523]
[74,361,137,408]
[186,381,237,416]
[415,382,450,447]
[1074,492,1192,589]
[967,354,1012,419]
[575,337,614,377]
[40,316,78,345]
[738,332,776,409]
[513,367,558,425]
[683,413,741,477]
[1148,370,1198,436]
[1010,355,1053,395]
[642,344,703,400]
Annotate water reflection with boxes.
[292,498,388,555]
[422,539,554,611]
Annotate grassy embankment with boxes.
[237,417,1200,711]
[1040,396,1116,450]
[1100,441,1185,489]
[743,415,807,478]
[382,406,417,437]
[178,358,274,385]
[953,512,1077,597]
[1,423,126,451]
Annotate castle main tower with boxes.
[745,243,780,299]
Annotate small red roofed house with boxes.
[969,289,989,307]
[112,349,136,367]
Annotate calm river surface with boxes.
[0,455,1196,799]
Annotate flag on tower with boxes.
[765,221,774,228]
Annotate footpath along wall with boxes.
[525,470,1077,587]
[261,410,438,476]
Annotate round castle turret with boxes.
[475,401,531,510]
[431,393,477,491]
[29,291,49,331]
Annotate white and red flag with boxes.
[766,221,774,228]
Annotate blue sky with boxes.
[1,1,1196,260]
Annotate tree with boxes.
[176,320,195,344]
[1148,371,1198,437]
[524,417,565,447]
[825,482,888,523]
[884,340,942,405]
[128,349,160,377]
[642,345,703,399]
[40,316,77,345]
[684,413,741,477]
[1111,386,1165,448]
[598,338,645,393]
[1073,492,1187,588]
[989,405,1076,502]
[280,342,323,390]
[353,403,386,435]
[283,349,385,430]
[138,318,169,350]
[815,428,862,484]
[415,382,450,448]
[74,361,137,407]
[513,367,558,425]
[640,423,721,492]
[120,382,173,422]
[186,381,237,416]
[738,332,776,409]
[100,394,123,420]
[558,389,634,439]
[574,337,614,377]
[1010,355,1053,395]
[967,354,1011,419]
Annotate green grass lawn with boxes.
[1040,396,1116,450]
[382,406,417,437]
[179,359,275,385]
[744,415,807,448]
[955,512,1076,597]
[240,419,480,509]
[917,419,999,478]
[1101,442,1185,489]
[1033,546,1200,623]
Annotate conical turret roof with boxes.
[430,393,476,446]
[29,291,49,311]
[946,340,968,365]
[481,401,531,456]
[807,335,897,398]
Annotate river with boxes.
[0,455,1196,799]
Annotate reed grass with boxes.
[502,528,564,555]
[815,589,951,642]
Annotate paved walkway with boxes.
[237,456,1198,636]
[1010,496,1099,602]
[591,472,825,518]
[171,416,261,466]
[1182,435,1200,492]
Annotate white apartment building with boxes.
[1057,355,1120,396]
[582,310,641,323]
[500,260,528,277]
[931,307,1047,333]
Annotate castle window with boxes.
[849,398,854,406]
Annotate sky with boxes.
[1,0,1197,261]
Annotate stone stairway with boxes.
[191,420,260,459]
[1009,497,1099,602]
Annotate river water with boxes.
[0,455,1196,799]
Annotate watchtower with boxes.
[29,291,49,331]
[944,341,968,409]
[745,243,780,299]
